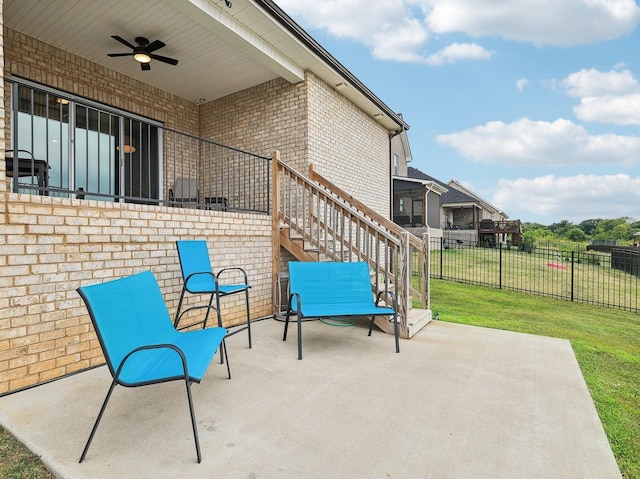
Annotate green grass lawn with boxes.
[431,279,640,479]
[0,426,54,478]
[430,245,640,311]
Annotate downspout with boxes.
[389,128,404,219]
[423,181,437,228]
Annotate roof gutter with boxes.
[253,0,410,133]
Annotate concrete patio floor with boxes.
[0,318,621,479]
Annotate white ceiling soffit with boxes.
[4,0,405,131]
[4,0,297,103]
[167,0,304,83]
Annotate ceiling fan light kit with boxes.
[134,52,151,63]
[107,35,178,71]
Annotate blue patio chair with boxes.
[175,240,252,348]
[77,270,230,464]
[283,261,399,359]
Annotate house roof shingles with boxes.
[407,167,477,206]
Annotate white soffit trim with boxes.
[169,0,305,84]
[446,202,483,210]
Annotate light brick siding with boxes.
[201,71,392,218]
[307,73,391,218]
[0,3,5,196]
[0,30,396,393]
[201,77,309,171]
[0,195,272,394]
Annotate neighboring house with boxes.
[391,132,447,234]
[405,167,508,230]
[444,179,524,246]
[391,115,411,177]
[402,167,522,247]
[446,179,509,227]
[0,0,422,394]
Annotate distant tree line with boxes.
[522,217,640,246]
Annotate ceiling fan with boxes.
[107,36,179,71]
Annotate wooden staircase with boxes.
[272,152,432,339]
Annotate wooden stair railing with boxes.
[308,165,430,305]
[272,151,431,339]
[308,164,425,252]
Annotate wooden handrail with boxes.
[308,164,423,250]
[273,153,430,338]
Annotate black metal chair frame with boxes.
[174,240,252,349]
[5,149,50,194]
[77,270,230,464]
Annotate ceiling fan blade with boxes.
[111,35,136,50]
[149,53,178,66]
[141,62,151,71]
[146,40,166,53]
[107,52,134,57]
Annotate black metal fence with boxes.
[162,127,271,214]
[7,87,272,214]
[429,237,640,312]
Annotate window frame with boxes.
[8,77,164,203]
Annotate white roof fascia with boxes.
[393,177,448,195]
[168,0,305,84]
[448,179,501,214]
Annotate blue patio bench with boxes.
[283,261,399,359]
[77,270,230,464]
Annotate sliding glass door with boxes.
[73,104,118,199]
[11,81,160,203]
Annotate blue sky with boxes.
[275,0,640,225]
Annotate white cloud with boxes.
[275,0,431,62]
[490,174,640,222]
[424,42,493,65]
[516,78,529,92]
[427,0,640,46]
[574,94,640,126]
[436,118,640,167]
[562,69,640,97]
[276,0,640,65]
[558,69,640,126]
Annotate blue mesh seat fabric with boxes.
[283,261,399,359]
[77,270,229,463]
[175,240,251,348]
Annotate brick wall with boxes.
[201,72,392,219]
[0,2,5,196]
[201,76,308,171]
[0,31,274,394]
[0,194,272,394]
[307,72,391,218]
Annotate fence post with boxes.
[440,237,444,280]
[272,150,281,315]
[499,241,503,289]
[571,251,575,303]
[422,232,431,311]
[398,231,411,338]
